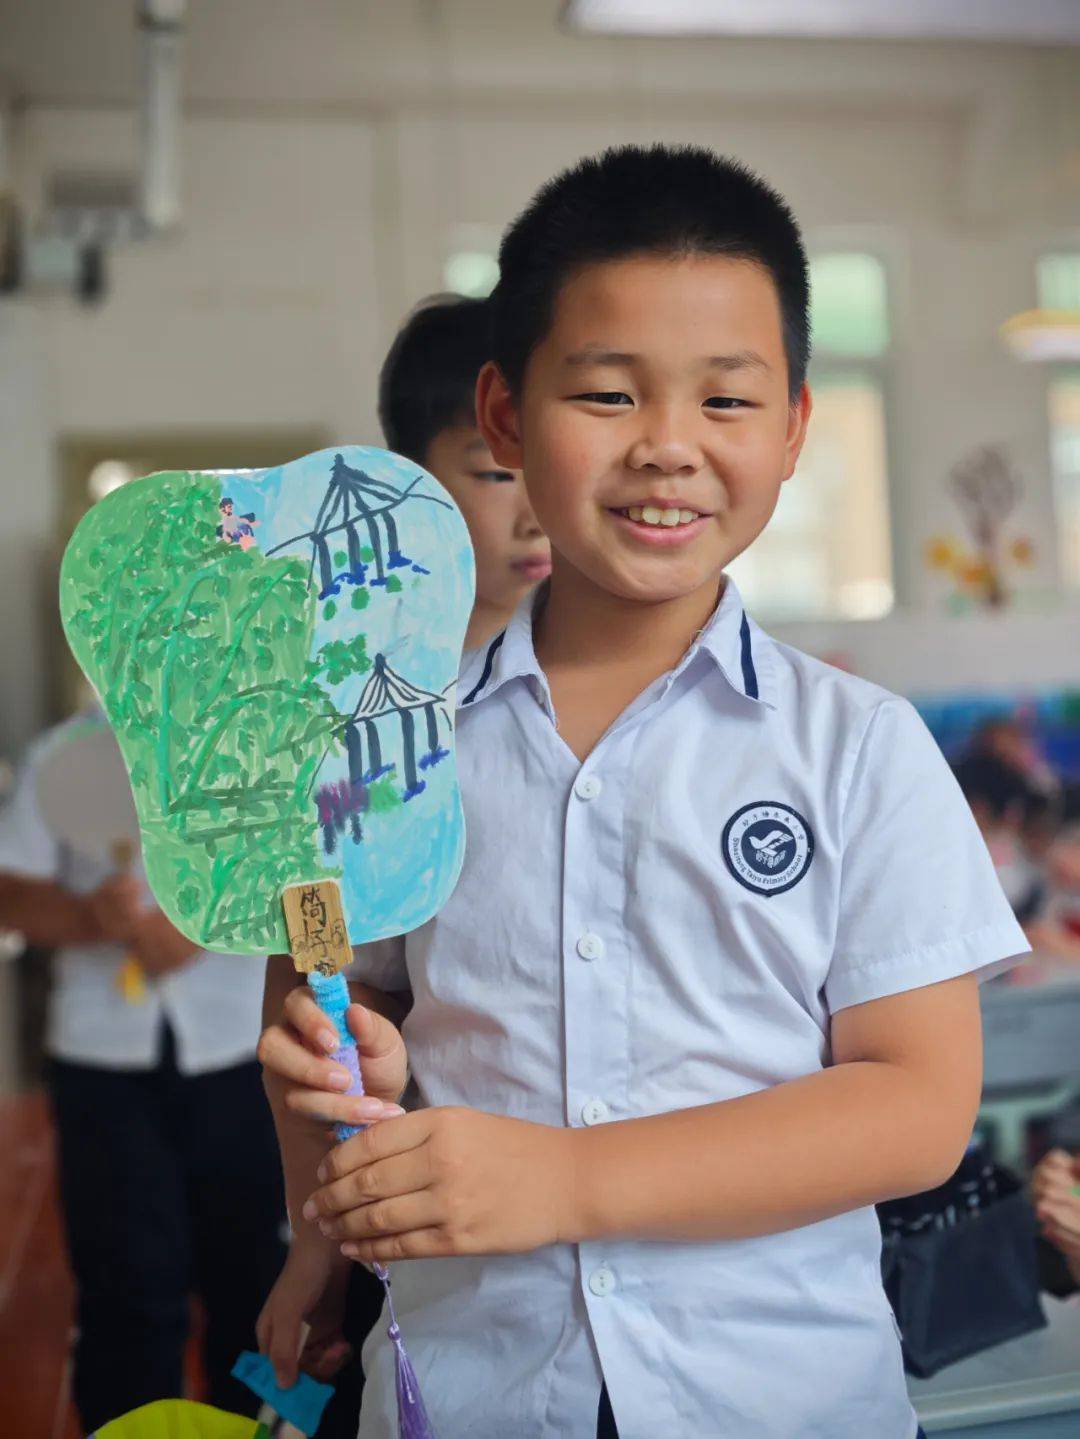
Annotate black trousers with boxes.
[49,1022,288,1434]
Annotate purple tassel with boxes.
[308,970,439,1439]
[383,1264,437,1438]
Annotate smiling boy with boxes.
[260,146,1027,1439]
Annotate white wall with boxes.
[1,107,384,756]
[2,10,1079,759]
[15,109,381,441]
[0,303,53,758]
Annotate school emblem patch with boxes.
[722,801,814,897]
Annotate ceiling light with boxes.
[87,460,137,502]
[562,0,1080,44]
[1000,310,1080,363]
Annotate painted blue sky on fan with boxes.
[214,445,474,945]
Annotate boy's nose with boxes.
[513,484,546,539]
[626,429,702,476]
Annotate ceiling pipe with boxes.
[137,0,185,232]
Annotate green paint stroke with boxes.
[60,473,346,954]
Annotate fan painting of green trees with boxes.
[59,448,473,955]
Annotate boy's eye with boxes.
[472,470,516,484]
[703,397,749,410]
[573,392,634,406]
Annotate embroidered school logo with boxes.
[722,802,814,897]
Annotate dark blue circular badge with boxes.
[722,801,814,897]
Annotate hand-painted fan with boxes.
[61,446,475,1439]
[35,715,148,1001]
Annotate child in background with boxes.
[379,294,550,651]
[0,716,286,1434]
[954,753,1080,962]
[256,294,549,1432]
[261,146,1026,1438]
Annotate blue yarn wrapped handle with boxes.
[305,969,438,1439]
[306,969,365,1143]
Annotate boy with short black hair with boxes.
[379,294,549,650]
[260,145,1026,1439]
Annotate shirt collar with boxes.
[459,589,550,713]
[459,575,775,712]
[691,575,777,708]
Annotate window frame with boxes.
[1046,360,1080,592]
[761,237,901,621]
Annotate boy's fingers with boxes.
[305,1147,429,1221]
[1039,1201,1080,1239]
[261,1313,299,1389]
[285,1089,405,1127]
[257,1024,354,1093]
[1032,1172,1071,1202]
[300,1335,353,1382]
[271,1345,299,1390]
[342,1226,450,1265]
[283,987,343,1054]
[324,1190,441,1243]
[318,1110,427,1184]
[1042,1149,1075,1171]
[346,1003,403,1061]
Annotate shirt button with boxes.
[581,1098,610,1126]
[575,774,602,801]
[576,932,605,962]
[588,1265,617,1298]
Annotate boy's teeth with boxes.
[623,505,699,527]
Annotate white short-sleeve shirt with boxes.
[349,579,1028,1439]
[0,719,267,1075]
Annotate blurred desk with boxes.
[979,963,1080,1168]
[909,1296,1080,1436]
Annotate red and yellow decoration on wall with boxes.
[925,445,1035,611]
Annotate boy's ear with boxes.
[475,362,524,471]
[781,383,813,483]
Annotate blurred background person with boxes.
[0,713,286,1434]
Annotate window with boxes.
[443,250,499,298]
[1038,254,1080,587]
[1050,368,1080,587]
[729,251,894,621]
[1038,253,1080,313]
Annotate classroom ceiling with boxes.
[0,0,1074,115]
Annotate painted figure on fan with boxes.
[218,497,260,549]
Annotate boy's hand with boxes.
[87,875,145,944]
[258,986,409,1129]
[1032,1149,1080,1279]
[302,1108,576,1263]
[256,1233,353,1389]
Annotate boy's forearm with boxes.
[0,874,100,947]
[566,1060,970,1245]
